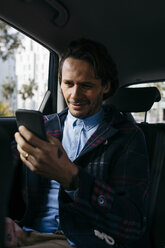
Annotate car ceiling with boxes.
[0,0,165,87]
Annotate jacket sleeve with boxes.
[63,128,150,245]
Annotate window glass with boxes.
[128,82,165,123]
[0,20,49,116]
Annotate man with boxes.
[5,39,149,248]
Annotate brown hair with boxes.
[59,38,119,99]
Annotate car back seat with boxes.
[138,122,165,248]
[108,87,165,248]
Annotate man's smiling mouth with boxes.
[69,100,89,106]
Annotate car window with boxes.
[128,82,165,123]
[0,20,49,117]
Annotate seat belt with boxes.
[38,90,51,114]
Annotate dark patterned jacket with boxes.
[11,105,149,248]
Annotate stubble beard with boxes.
[69,93,103,119]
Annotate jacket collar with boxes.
[57,104,126,159]
[77,105,119,158]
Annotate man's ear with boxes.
[103,81,111,94]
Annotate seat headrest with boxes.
[107,87,161,112]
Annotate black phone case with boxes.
[15,109,47,141]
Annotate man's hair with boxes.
[58,38,119,99]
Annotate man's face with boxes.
[61,58,110,119]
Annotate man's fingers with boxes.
[15,126,46,159]
[17,144,28,158]
[15,131,34,152]
[18,125,47,148]
[20,153,38,172]
[17,141,39,170]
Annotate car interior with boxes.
[0,127,13,248]
[0,0,165,247]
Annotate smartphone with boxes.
[15,109,47,141]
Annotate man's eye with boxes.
[65,81,73,86]
[81,84,92,89]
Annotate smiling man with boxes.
[61,57,110,119]
[6,39,149,248]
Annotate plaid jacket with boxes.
[11,105,149,248]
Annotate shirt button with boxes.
[97,195,105,206]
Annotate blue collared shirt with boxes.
[23,108,104,242]
[62,109,104,161]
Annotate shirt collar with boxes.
[67,108,104,131]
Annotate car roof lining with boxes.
[0,0,165,87]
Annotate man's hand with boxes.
[14,126,79,190]
[5,217,24,247]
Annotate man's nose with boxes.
[71,85,81,98]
